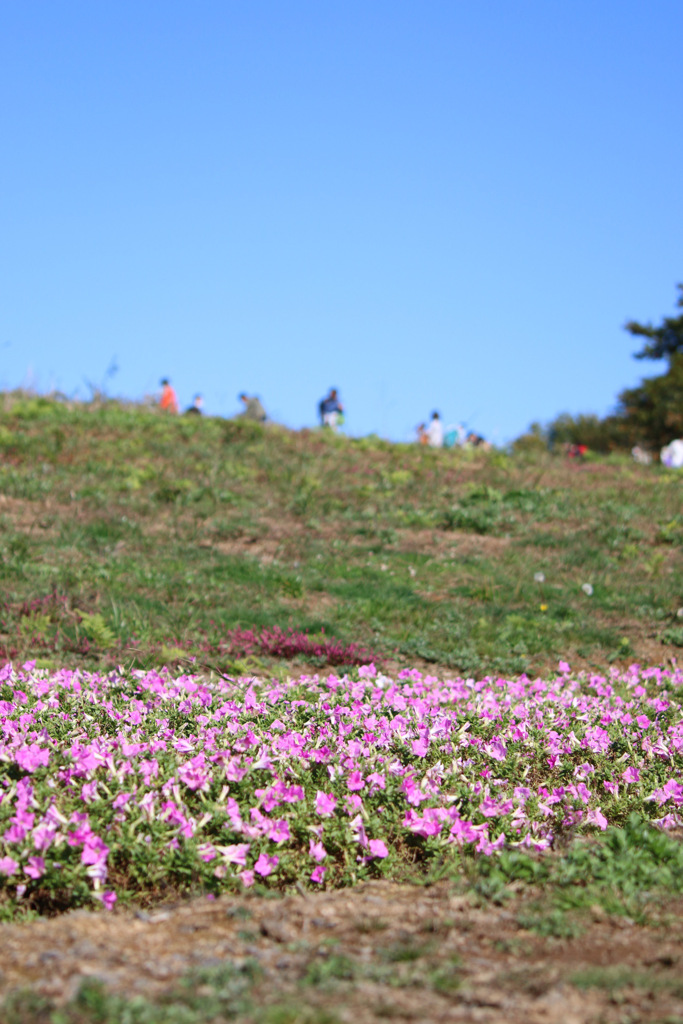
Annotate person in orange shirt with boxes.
[160,378,178,414]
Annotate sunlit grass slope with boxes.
[0,391,681,677]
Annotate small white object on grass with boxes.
[534,572,545,583]
[582,583,594,596]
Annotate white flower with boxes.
[581,583,594,596]
[534,572,545,583]
[677,608,683,619]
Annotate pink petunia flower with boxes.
[367,772,386,792]
[0,856,19,876]
[315,791,337,816]
[309,840,327,863]
[14,744,50,773]
[219,843,250,867]
[24,856,45,880]
[268,819,291,843]
[585,807,608,830]
[484,739,507,762]
[254,853,279,877]
[95,890,117,910]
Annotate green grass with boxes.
[472,812,683,932]
[2,978,343,1024]
[571,965,683,999]
[2,965,261,1024]
[0,390,681,677]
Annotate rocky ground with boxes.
[1,883,682,1023]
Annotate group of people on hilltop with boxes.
[160,380,205,416]
[160,379,266,422]
[416,411,489,450]
[417,412,444,448]
[159,379,487,449]
[158,380,341,430]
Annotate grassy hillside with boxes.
[0,391,681,677]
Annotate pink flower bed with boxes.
[0,660,681,909]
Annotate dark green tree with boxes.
[616,285,683,448]
[615,352,683,447]
[625,283,683,363]
[541,285,683,453]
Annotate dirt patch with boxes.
[2,883,682,1022]
[202,513,322,564]
[394,527,511,560]
[0,494,75,537]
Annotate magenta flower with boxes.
[344,794,363,814]
[178,754,210,792]
[14,744,50,773]
[254,853,279,877]
[349,814,368,848]
[81,835,109,867]
[585,807,608,830]
[367,772,386,792]
[648,780,683,807]
[368,839,388,859]
[315,791,337,816]
[483,739,507,762]
[567,782,591,805]
[309,840,327,863]
[268,819,291,843]
[310,865,326,883]
[24,856,45,880]
[239,869,255,887]
[80,781,99,804]
[98,890,117,911]
[479,797,514,818]
[449,819,479,845]
[347,771,365,791]
[0,856,19,876]
[32,823,56,852]
[219,843,250,866]
[583,727,611,754]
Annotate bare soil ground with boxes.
[2,883,682,1023]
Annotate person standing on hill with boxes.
[160,379,178,414]
[426,411,444,448]
[185,394,203,415]
[319,388,344,431]
[238,393,267,422]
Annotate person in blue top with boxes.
[318,388,344,431]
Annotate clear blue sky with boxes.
[1,1,681,442]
